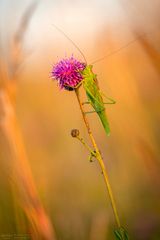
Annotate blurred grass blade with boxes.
[0,1,57,239]
[10,1,38,79]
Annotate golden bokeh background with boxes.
[0,0,160,239]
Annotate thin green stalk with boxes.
[75,88,121,229]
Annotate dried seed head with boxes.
[71,129,80,138]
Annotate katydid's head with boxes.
[83,65,93,73]
[51,56,86,90]
[82,65,96,78]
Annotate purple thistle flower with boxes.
[51,56,86,90]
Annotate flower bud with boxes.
[71,129,80,138]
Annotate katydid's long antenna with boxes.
[52,24,87,64]
[91,32,149,65]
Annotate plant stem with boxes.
[75,88,121,229]
[76,136,96,157]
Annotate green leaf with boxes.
[114,227,129,240]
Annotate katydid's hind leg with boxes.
[105,96,116,104]
[103,97,116,105]
[84,110,97,114]
[82,100,95,114]
[103,99,116,105]
[85,107,105,114]
[82,101,91,105]
[83,100,95,114]
[100,91,116,104]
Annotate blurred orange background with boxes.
[0,0,160,239]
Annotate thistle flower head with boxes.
[51,56,86,90]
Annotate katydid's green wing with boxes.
[82,65,110,136]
